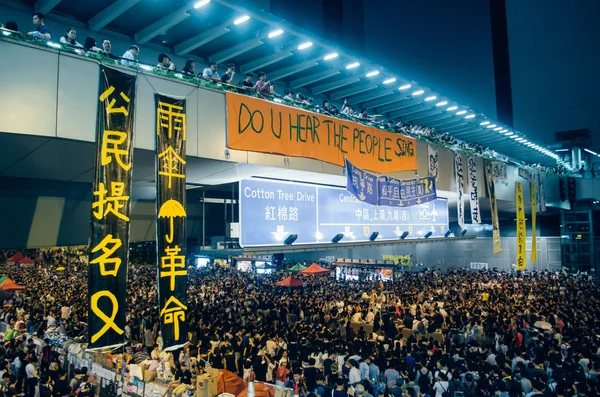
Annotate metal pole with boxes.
[202,191,206,250]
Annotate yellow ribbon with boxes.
[90,290,124,343]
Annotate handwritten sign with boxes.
[226,92,418,173]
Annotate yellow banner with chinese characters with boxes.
[155,93,188,351]
[88,67,136,350]
[531,181,537,263]
[516,182,526,270]
[226,92,418,174]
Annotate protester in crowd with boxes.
[238,72,255,91]
[59,28,82,47]
[83,36,100,52]
[28,12,50,40]
[157,53,176,71]
[255,71,272,96]
[283,89,294,101]
[202,62,220,82]
[221,63,235,84]
[121,45,139,67]
[181,59,196,76]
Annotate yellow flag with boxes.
[531,181,537,263]
[516,182,526,270]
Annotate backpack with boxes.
[417,370,430,392]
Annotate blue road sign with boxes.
[239,178,449,247]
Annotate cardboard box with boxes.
[143,370,157,383]
[197,374,219,397]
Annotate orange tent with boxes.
[237,383,275,397]
[6,253,23,263]
[0,278,25,291]
[216,369,245,397]
[298,263,332,275]
[276,275,303,287]
[18,257,35,265]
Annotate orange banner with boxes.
[226,92,418,173]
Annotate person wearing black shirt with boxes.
[238,73,255,91]
[304,358,321,392]
[176,363,193,385]
[52,371,69,397]
[221,64,235,85]
[253,352,270,382]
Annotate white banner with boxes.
[467,155,481,224]
[538,172,546,212]
[454,152,465,229]
[428,145,439,182]
[491,161,508,186]
[470,262,488,270]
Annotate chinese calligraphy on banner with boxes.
[88,67,136,350]
[491,161,508,186]
[538,172,546,212]
[467,155,480,224]
[155,94,188,351]
[428,145,439,182]
[515,182,526,270]
[485,162,502,254]
[531,181,537,263]
[454,152,465,229]
[345,159,437,207]
[226,92,418,174]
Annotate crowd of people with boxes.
[0,250,599,397]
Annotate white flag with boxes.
[467,155,481,224]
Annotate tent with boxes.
[0,277,7,284]
[216,369,246,397]
[236,383,275,397]
[276,275,304,287]
[19,257,35,266]
[0,278,25,291]
[6,253,23,264]
[286,264,307,273]
[298,263,332,275]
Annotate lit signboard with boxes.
[239,178,449,247]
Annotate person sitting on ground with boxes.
[202,62,221,82]
[59,28,82,47]
[221,64,235,84]
[254,71,272,96]
[28,12,50,40]
[157,53,176,71]
[121,45,139,67]
[238,73,255,91]
[181,59,196,76]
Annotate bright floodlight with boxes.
[383,78,396,84]
[324,52,338,60]
[510,135,519,139]
[584,148,598,155]
[480,121,490,126]
[234,15,250,24]
[425,95,437,101]
[346,62,360,69]
[268,29,284,38]
[486,124,497,129]
[366,70,380,77]
[399,84,411,90]
[493,127,502,131]
[456,110,467,115]
[516,137,525,141]
[297,41,313,50]
[504,132,513,135]
[412,90,424,96]
[446,106,458,111]
[194,0,210,8]
[436,101,448,107]
[500,129,508,133]
[465,114,475,119]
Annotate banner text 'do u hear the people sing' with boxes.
[226,92,418,174]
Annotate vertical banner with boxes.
[88,67,136,350]
[467,155,481,224]
[515,182,526,270]
[428,145,439,182]
[454,152,465,229]
[155,94,188,351]
[485,163,502,254]
[538,172,546,212]
[530,181,537,263]
[345,159,378,204]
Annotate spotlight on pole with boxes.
[284,234,298,245]
[461,229,467,236]
[331,233,344,243]
[424,231,433,238]
[444,230,452,238]
[400,231,409,240]
[369,231,379,241]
